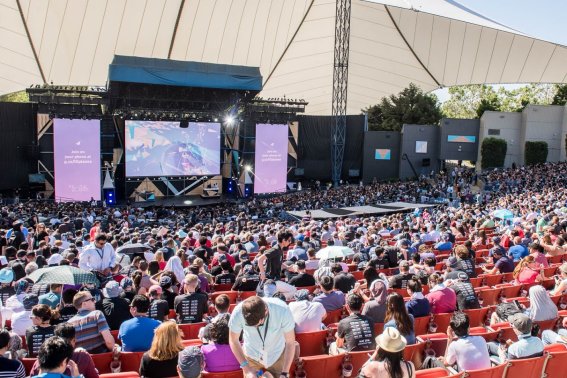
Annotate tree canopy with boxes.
[441,84,560,119]
[363,83,442,131]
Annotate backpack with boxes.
[495,302,522,322]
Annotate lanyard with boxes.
[256,314,270,350]
[96,246,104,260]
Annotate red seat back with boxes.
[542,351,567,378]
[415,367,450,378]
[464,363,506,378]
[502,356,545,378]
[323,308,344,325]
[178,322,207,340]
[414,315,430,337]
[463,308,489,327]
[21,358,36,376]
[119,352,145,373]
[99,373,141,378]
[210,291,238,303]
[295,330,328,357]
[91,352,114,374]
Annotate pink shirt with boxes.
[517,269,538,284]
[202,343,240,373]
[426,287,457,314]
[531,252,549,267]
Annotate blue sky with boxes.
[433,0,567,102]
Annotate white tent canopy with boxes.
[1,0,566,114]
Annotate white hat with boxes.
[376,328,407,353]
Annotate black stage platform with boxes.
[132,194,229,208]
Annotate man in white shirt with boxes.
[289,289,326,333]
[79,234,116,275]
[441,311,491,371]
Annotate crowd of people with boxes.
[0,162,567,378]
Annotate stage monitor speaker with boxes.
[180,120,189,128]
[422,158,431,167]
[294,168,304,176]
[348,169,360,177]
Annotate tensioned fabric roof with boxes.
[1,0,566,114]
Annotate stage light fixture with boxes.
[224,115,235,125]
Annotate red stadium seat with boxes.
[21,358,36,376]
[414,315,431,336]
[210,291,238,303]
[468,327,499,342]
[469,277,484,288]
[237,291,257,301]
[477,288,501,306]
[389,288,410,298]
[533,318,559,335]
[91,352,115,374]
[351,271,364,280]
[295,330,328,356]
[417,333,448,357]
[110,330,121,345]
[213,284,234,292]
[119,352,145,373]
[431,313,453,334]
[490,322,518,342]
[544,343,567,352]
[403,341,427,368]
[181,339,203,347]
[99,373,140,378]
[547,255,564,264]
[463,363,506,378]
[502,356,546,378]
[323,308,344,325]
[463,308,490,327]
[374,322,384,335]
[178,322,207,340]
[415,367,450,378]
[495,284,522,300]
[480,274,504,287]
[296,285,317,293]
[291,354,344,377]
[348,350,374,374]
[541,350,567,378]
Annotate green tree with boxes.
[476,96,501,118]
[552,84,567,105]
[441,85,498,118]
[0,90,29,102]
[363,83,442,131]
[481,137,507,169]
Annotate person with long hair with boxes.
[139,321,184,378]
[201,316,240,372]
[527,285,558,322]
[384,293,415,345]
[154,251,166,271]
[25,304,55,357]
[359,328,415,378]
[512,255,545,284]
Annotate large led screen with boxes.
[125,121,220,177]
[54,119,101,201]
[254,124,288,194]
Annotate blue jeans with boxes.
[542,329,567,345]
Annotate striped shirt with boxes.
[67,309,110,353]
[0,356,26,378]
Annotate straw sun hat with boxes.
[376,328,407,353]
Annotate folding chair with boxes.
[541,350,567,378]
[501,356,546,378]
[178,322,207,340]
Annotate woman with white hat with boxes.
[359,328,415,378]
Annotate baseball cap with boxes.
[0,268,14,283]
[294,289,310,301]
[446,256,458,268]
[399,260,410,268]
[160,275,172,287]
[508,313,532,335]
[177,346,203,378]
[23,294,39,310]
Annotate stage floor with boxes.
[132,194,228,208]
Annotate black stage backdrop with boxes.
[297,115,364,181]
[0,102,37,191]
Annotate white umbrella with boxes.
[316,246,354,260]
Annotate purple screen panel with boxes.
[54,119,101,201]
[254,124,288,194]
[125,121,220,177]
